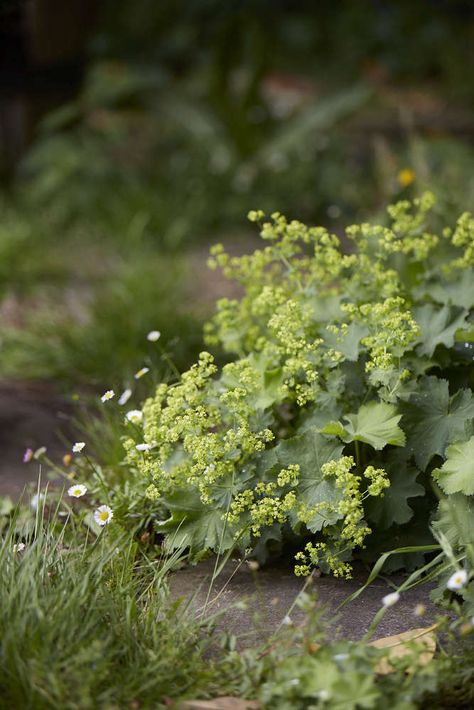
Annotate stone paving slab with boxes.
[171,557,440,645]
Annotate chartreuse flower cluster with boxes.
[125,195,474,577]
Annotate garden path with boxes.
[171,557,440,645]
[0,380,72,498]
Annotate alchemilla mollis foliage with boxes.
[124,194,474,577]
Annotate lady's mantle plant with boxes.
[124,194,474,577]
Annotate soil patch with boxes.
[0,380,73,498]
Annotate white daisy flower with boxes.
[72,442,86,453]
[147,330,161,342]
[382,591,400,607]
[13,542,26,553]
[67,484,87,498]
[136,443,152,452]
[94,505,113,526]
[447,569,468,591]
[118,388,132,406]
[282,615,293,626]
[126,410,143,424]
[101,390,115,403]
[31,492,45,510]
[134,367,150,380]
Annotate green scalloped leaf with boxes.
[415,269,474,310]
[432,493,474,548]
[322,401,405,450]
[401,377,474,470]
[324,322,369,362]
[433,436,474,495]
[258,429,344,531]
[413,303,468,357]
[159,489,235,554]
[365,452,425,529]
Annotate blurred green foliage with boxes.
[14,1,474,236]
[96,0,474,97]
[0,0,473,386]
[0,250,204,386]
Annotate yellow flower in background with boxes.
[398,168,416,188]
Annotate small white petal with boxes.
[13,542,26,553]
[94,505,113,526]
[33,446,47,459]
[147,330,161,342]
[134,367,150,380]
[31,492,45,510]
[72,442,86,453]
[282,615,293,626]
[126,410,143,424]
[382,592,400,607]
[67,484,87,498]
[136,443,152,452]
[118,388,132,406]
[101,390,115,402]
[447,569,468,591]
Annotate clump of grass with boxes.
[0,498,233,709]
[0,252,204,387]
[3,487,474,710]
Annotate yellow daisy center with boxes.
[100,511,109,521]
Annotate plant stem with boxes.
[355,440,361,470]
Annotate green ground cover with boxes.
[3,196,474,708]
[2,3,474,707]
